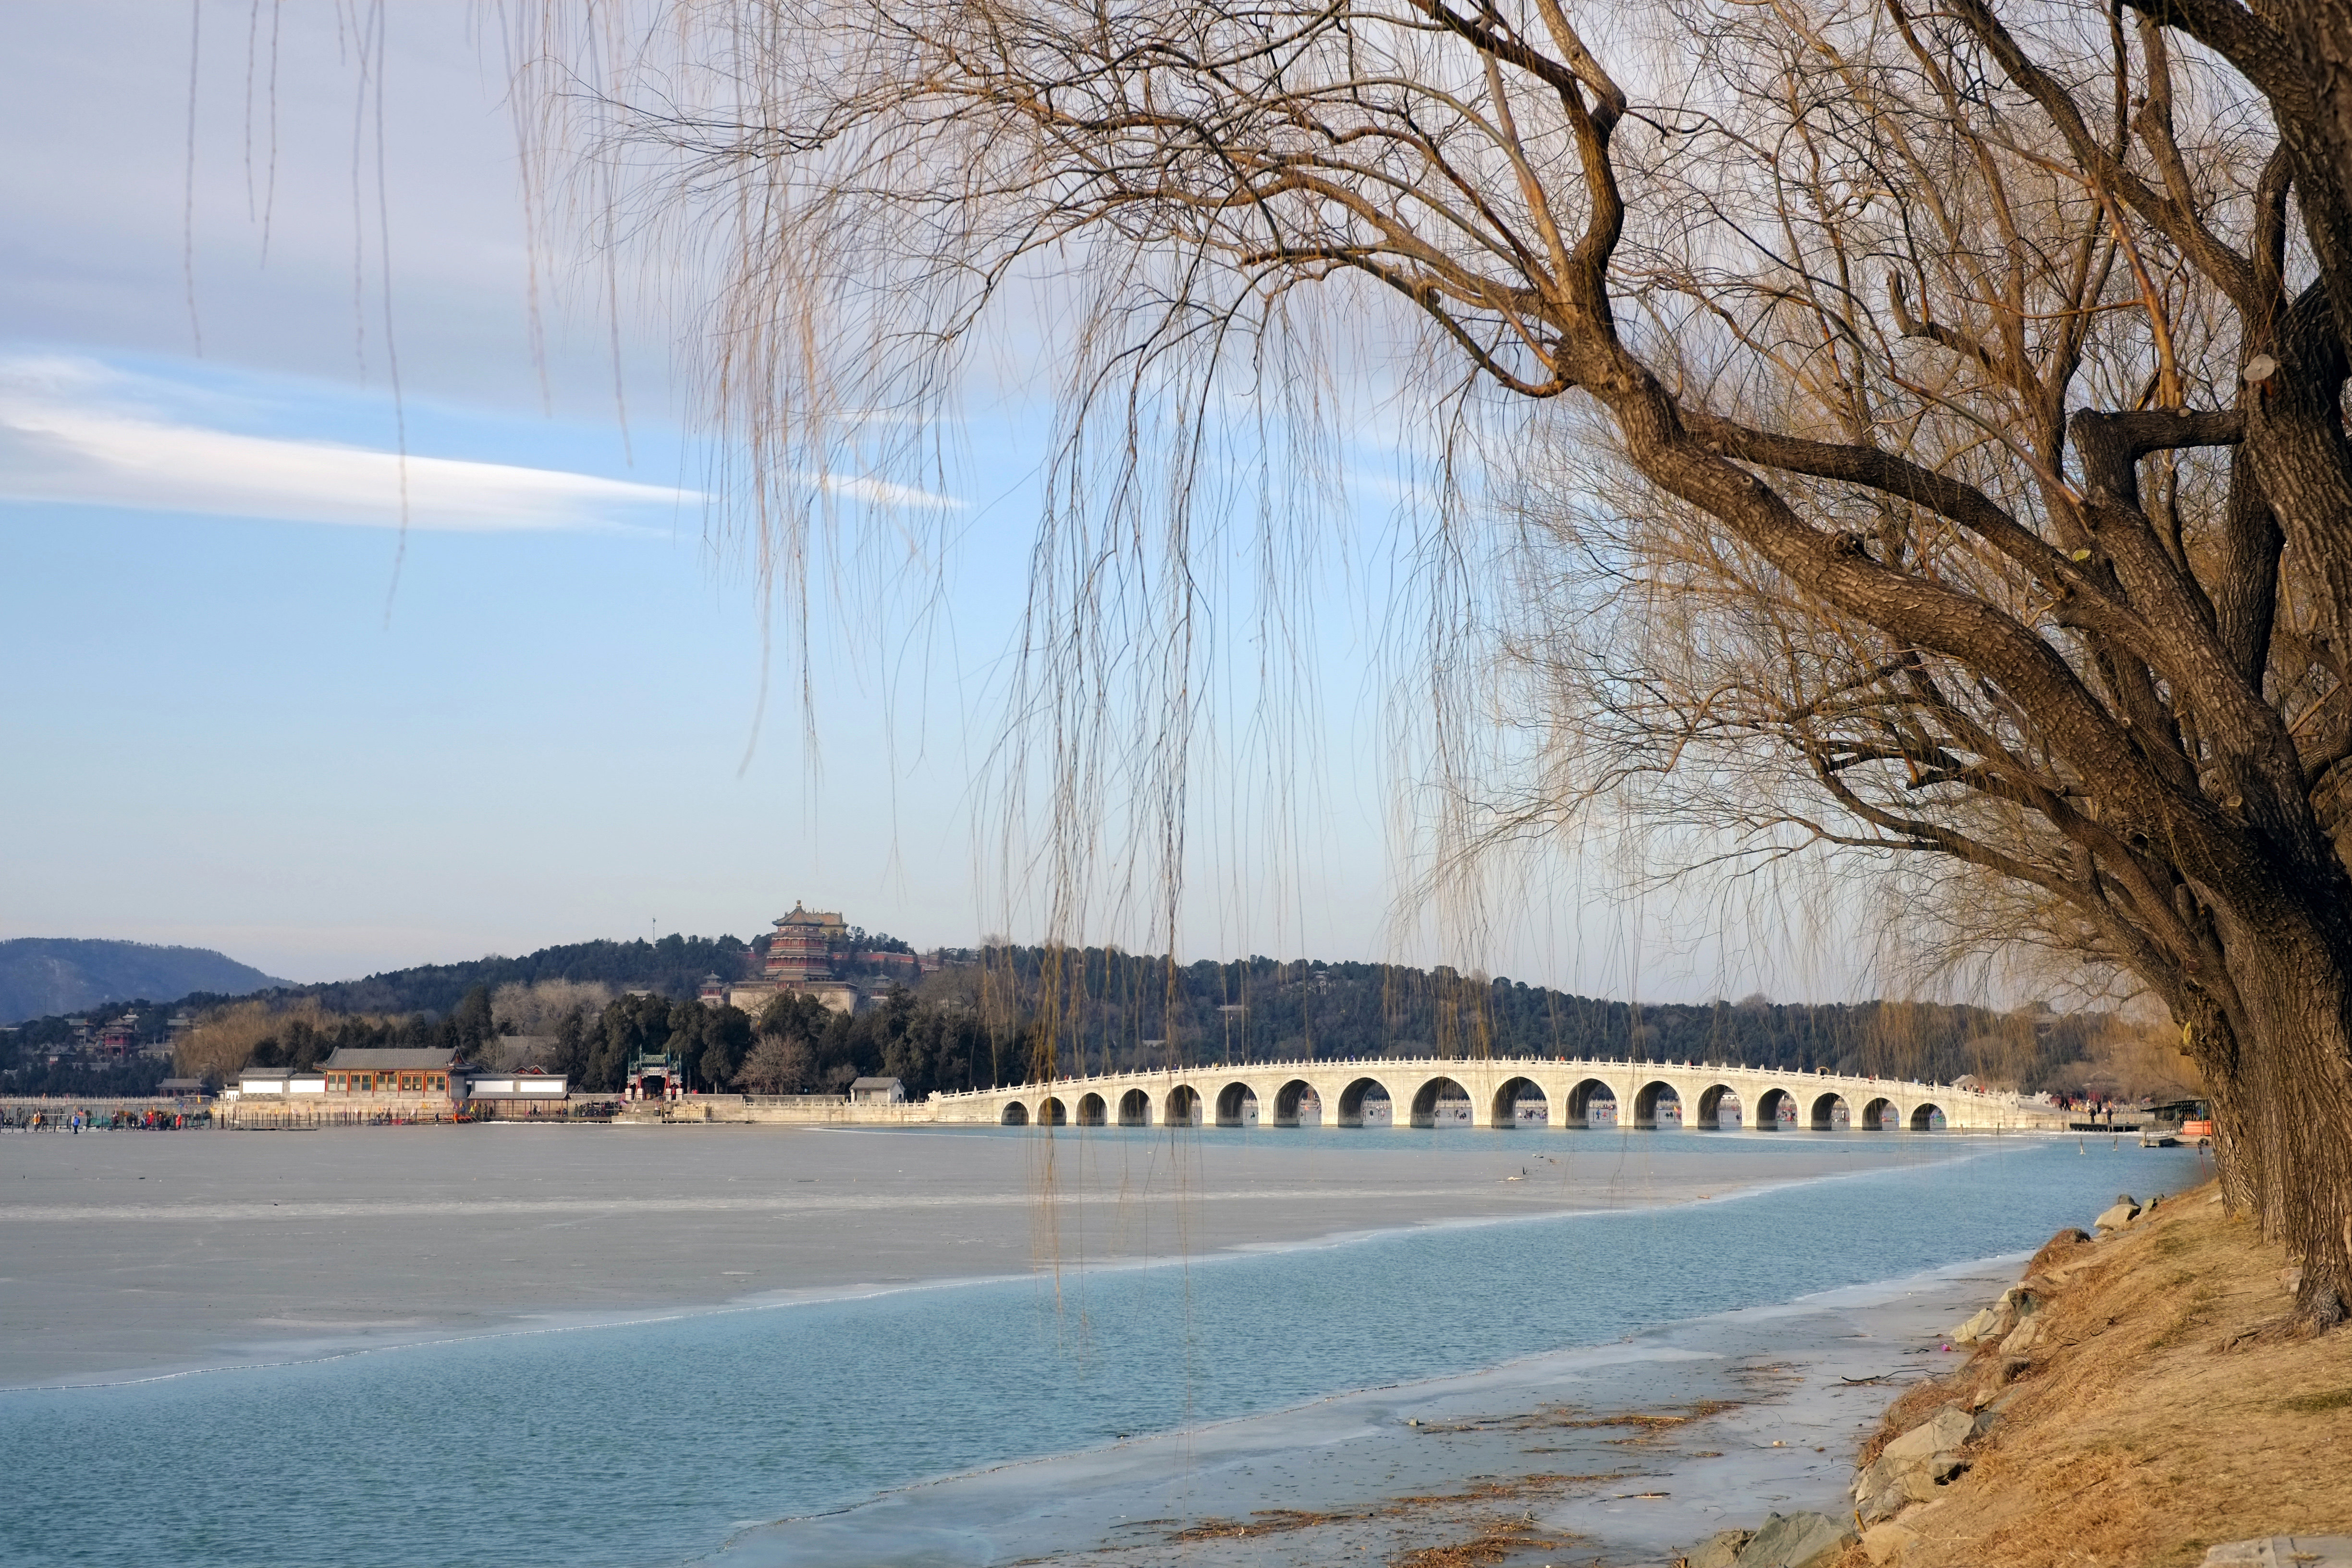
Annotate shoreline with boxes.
[1830,1180,2352,1568]
[711,1250,2033,1567]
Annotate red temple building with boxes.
[97,1014,140,1059]
[703,902,947,1017]
[765,904,848,985]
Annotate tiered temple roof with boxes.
[764,903,846,984]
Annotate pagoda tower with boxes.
[765,904,847,985]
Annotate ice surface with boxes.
[0,1122,1942,1386]
[1,1122,2207,1568]
[712,1257,2015,1568]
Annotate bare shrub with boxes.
[174,998,331,1083]
[736,1032,816,1094]
[490,980,614,1038]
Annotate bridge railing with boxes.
[924,1055,2035,1108]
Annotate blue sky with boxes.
[0,0,1404,983]
[0,1,1850,1003]
[0,2,1026,980]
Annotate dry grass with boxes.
[1849,1184,2352,1568]
[1854,1374,1968,1471]
[1392,1519,1561,1567]
[1166,1469,1625,1560]
[1162,1398,1738,1562]
[1167,1509,1363,1540]
[1421,1399,1740,1436]
[1392,1474,1632,1507]
[2281,1387,2352,1415]
[2026,1227,2093,1273]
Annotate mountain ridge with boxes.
[0,938,289,1024]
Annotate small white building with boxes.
[231,1066,326,1098]
[462,1069,571,1102]
[849,1076,906,1104]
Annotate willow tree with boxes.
[513,0,2352,1329]
[1478,0,2292,1195]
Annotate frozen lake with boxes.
[0,1121,1941,1385]
[0,1122,2204,1566]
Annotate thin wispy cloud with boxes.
[0,356,693,532]
[808,471,965,509]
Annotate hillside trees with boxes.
[176,999,445,1079]
[921,947,2144,1086]
[673,999,754,1089]
[514,0,2352,1328]
[745,987,993,1094]
[175,1000,295,1083]
[301,935,749,1017]
[580,991,682,1091]
[448,985,496,1059]
[491,979,616,1037]
[102,946,2161,1097]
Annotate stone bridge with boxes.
[927,1056,2072,1133]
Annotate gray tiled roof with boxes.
[320,1047,461,1070]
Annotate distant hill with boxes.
[294,934,754,1017]
[0,934,760,1032]
[0,939,289,1024]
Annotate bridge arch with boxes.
[963,1063,1987,1135]
[1336,1077,1395,1127]
[1408,1076,1473,1129]
[1491,1076,1547,1128]
[1694,1083,1740,1130]
[1565,1077,1619,1127]
[1634,1079,1684,1129]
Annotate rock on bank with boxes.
[1839,1183,2352,1568]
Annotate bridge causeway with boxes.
[928,1056,2072,1132]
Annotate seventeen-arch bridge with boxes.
[927,1056,2072,1132]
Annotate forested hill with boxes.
[6,933,2156,1101]
[291,935,754,1016]
[277,937,2111,1087]
[962,948,2118,1091]
[0,939,287,1024]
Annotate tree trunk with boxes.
[2228,916,2352,1331]
[2181,993,2261,1218]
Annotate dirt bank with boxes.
[1847,1181,2352,1568]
